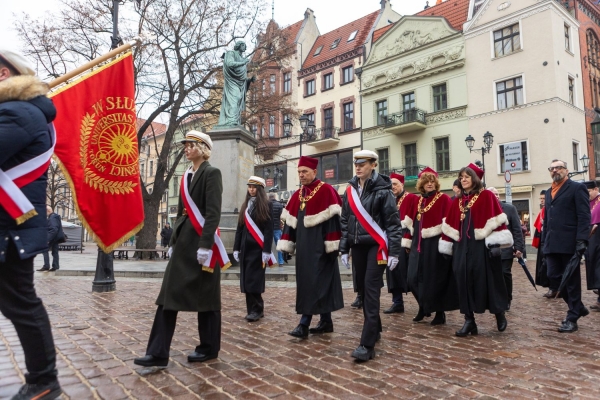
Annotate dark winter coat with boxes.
[156,161,223,312]
[500,202,524,260]
[160,226,173,247]
[542,179,590,255]
[47,213,63,244]
[339,172,402,257]
[270,199,283,230]
[234,201,273,293]
[0,76,56,263]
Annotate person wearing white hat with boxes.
[0,50,63,398]
[233,176,274,322]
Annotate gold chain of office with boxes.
[459,189,483,221]
[396,192,408,210]
[299,182,324,211]
[416,192,442,221]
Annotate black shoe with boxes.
[430,312,446,326]
[455,317,478,337]
[412,307,431,322]
[544,289,560,298]
[351,294,363,308]
[558,320,578,333]
[383,303,405,314]
[495,312,507,332]
[133,355,168,367]
[246,312,263,322]
[507,301,511,311]
[309,320,333,334]
[11,380,61,400]
[187,352,218,362]
[376,332,381,342]
[580,307,590,318]
[48,267,58,272]
[37,266,50,272]
[351,345,375,361]
[288,324,309,338]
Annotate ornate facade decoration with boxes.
[426,107,467,124]
[362,127,388,139]
[298,48,363,78]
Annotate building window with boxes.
[496,76,524,109]
[432,84,447,112]
[314,46,323,57]
[377,148,389,175]
[323,73,333,90]
[587,30,600,68]
[282,114,290,137]
[331,38,341,49]
[269,116,275,137]
[306,113,315,124]
[283,72,291,93]
[348,30,358,42]
[568,76,574,105]
[573,142,580,171]
[251,123,257,137]
[261,125,265,137]
[140,163,145,178]
[499,141,529,172]
[313,151,353,184]
[565,24,571,52]
[306,79,315,96]
[404,144,418,177]
[149,160,153,177]
[342,66,354,83]
[173,177,178,194]
[323,108,333,138]
[270,74,276,93]
[494,23,521,57]
[343,102,354,131]
[403,92,415,110]
[435,138,450,172]
[376,100,388,125]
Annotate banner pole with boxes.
[48,38,141,89]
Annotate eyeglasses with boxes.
[547,166,565,171]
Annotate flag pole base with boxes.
[92,246,117,293]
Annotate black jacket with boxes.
[47,213,63,244]
[340,171,401,257]
[500,202,524,260]
[542,179,591,255]
[270,199,283,230]
[0,76,56,262]
[160,226,173,246]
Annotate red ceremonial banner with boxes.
[49,52,144,252]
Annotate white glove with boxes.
[167,246,173,258]
[197,248,211,265]
[233,251,239,262]
[341,253,350,269]
[388,256,399,271]
[262,252,271,263]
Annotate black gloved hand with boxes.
[576,240,588,256]
[488,245,502,258]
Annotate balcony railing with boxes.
[385,108,427,127]
[306,127,340,147]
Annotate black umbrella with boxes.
[556,252,583,297]
[517,257,537,291]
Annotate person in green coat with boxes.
[134,130,225,368]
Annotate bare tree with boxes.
[46,160,74,216]
[15,0,281,249]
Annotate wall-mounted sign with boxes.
[504,142,523,172]
[266,179,274,187]
[324,169,335,179]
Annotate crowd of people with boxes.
[1,46,600,400]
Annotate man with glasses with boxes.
[542,160,591,332]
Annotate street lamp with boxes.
[465,131,494,184]
[283,115,315,158]
[568,154,590,179]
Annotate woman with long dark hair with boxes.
[233,176,274,322]
[439,163,512,337]
[404,167,458,325]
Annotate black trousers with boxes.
[245,293,264,315]
[146,305,221,358]
[501,259,513,302]
[0,242,57,384]
[546,253,585,322]
[42,242,59,269]
[352,244,384,348]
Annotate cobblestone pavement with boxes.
[1,265,600,399]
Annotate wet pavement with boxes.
[1,261,600,399]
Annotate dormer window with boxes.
[314,46,323,56]
[331,38,341,49]
[348,30,358,42]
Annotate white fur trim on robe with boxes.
[420,224,442,239]
[402,215,414,235]
[438,238,453,256]
[401,238,412,249]
[485,229,514,249]
[474,213,508,240]
[281,208,297,229]
[276,239,295,254]
[303,204,342,228]
[441,218,459,242]
[324,240,340,253]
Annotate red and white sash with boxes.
[244,205,276,267]
[346,185,388,265]
[181,168,231,272]
[0,124,56,225]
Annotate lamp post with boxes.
[283,115,315,158]
[465,131,494,184]
[568,154,590,179]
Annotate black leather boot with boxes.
[412,306,431,322]
[455,314,478,337]
[430,311,446,326]
[351,292,363,308]
[495,312,507,332]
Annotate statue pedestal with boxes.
[207,126,257,251]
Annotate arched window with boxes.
[587,30,600,67]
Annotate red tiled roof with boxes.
[302,11,379,70]
[372,24,393,43]
[282,19,304,47]
[137,118,167,139]
[416,0,470,31]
